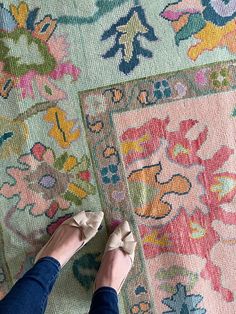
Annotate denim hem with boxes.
[36,256,61,270]
[93,287,118,298]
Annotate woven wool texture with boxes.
[0,1,236,313]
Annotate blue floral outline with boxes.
[101,6,158,74]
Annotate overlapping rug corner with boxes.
[0,0,236,313]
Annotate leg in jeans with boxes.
[0,215,134,314]
[0,257,60,314]
[0,212,103,314]
[89,287,119,314]
[89,222,136,314]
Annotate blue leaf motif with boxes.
[73,252,101,290]
[101,6,158,75]
[162,283,206,314]
[26,8,40,31]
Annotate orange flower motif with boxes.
[131,301,151,314]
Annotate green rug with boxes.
[0,1,236,313]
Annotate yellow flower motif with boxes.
[43,107,80,149]
[10,1,29,28]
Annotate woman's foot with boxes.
[35,211,104,267]
[94,221,136,293]
[94,248,132,292]
[36,224,84,266]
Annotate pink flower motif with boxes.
[195,68,209,86]
[50,63,80,81]
[47,36,69,63]
[0,143,95,218]
[16,70,36,99]
[16,35,80,102]
[120,117,170,165]
[0,143,70,217]
[0,4,80,101]
[161,0,203,21]
[140,202,236,302]
[34,75,67,102]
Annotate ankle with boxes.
[94,249,132,293]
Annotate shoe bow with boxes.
[73,211,101,239]
[107,232,136,255]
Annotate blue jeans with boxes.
[0,257,119,314]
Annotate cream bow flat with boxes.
[105,221,136,262]
[103,220,136,293]
[35,210,104,267]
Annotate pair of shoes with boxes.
[35,211,136,292]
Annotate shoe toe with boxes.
[87,211,104,229]
[118,220,131,235]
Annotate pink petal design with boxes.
[195,68,209,86]
[47,35,69,63]
[161,10,193,21]
[35,75,67,101]
[161,0,203,21]
[42,148,55,165]
[19,154,40,170]
[16,71,37,99]
[56,196,70,209]
[50,62,80,81]
[0,162,51,216]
